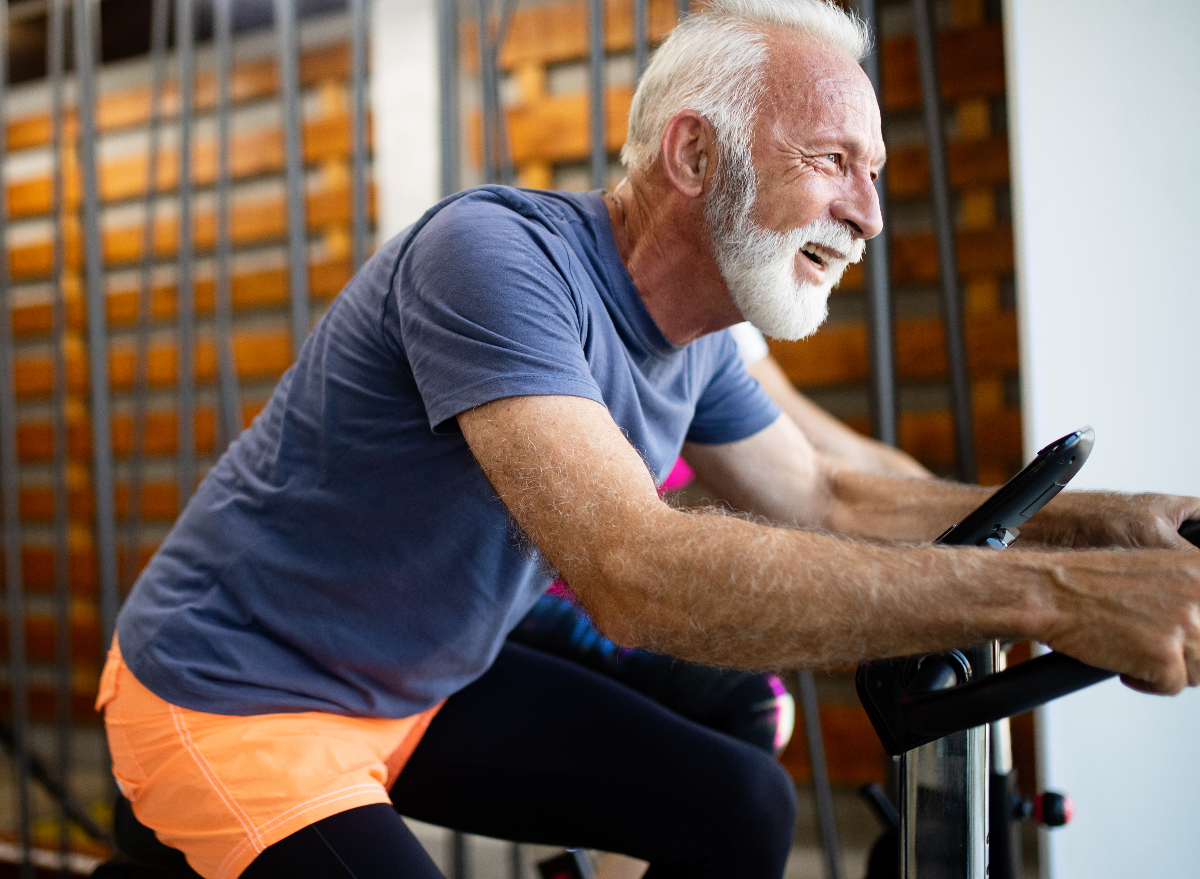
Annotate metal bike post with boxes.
[899,645,994,879]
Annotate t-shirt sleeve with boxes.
[396,193,605,431]
[686,330,781,445]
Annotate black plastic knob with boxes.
[1034,791,1073,827]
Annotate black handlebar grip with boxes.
[901,651,1114,738]
[1181,520,1200,548]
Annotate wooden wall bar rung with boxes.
[18,403,265,464]
[14,328,293,400]
[885,136,1010,200]
[5,43,353,153]
[0,614,100,665]
[841,408,1021,469]
[7,113,370,221]
[767,312,1018,388]
[20,480,182,524]
[461,0,679,72]
[0,688,102,726]
[890,226,1014,284]
[9,544,157,597]
[8,183,374,281]
[501,86,633,165]
[11,257,354,341]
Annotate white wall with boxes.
[1004,2,1200,877]
[370,0,441,241]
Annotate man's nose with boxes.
[831,172,884,240]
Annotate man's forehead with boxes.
[759,30,885,161]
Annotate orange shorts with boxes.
[96,640,441,879]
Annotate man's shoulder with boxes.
[395,187,606,288]
[418,185,598,238]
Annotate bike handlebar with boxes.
[858,520,1200,754]
[902,652,1114,737]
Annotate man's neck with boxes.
[604,175,744,346]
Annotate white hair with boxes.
[620,0,871,175]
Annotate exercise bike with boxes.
[856,427,1200,879]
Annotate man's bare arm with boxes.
[459,394,1200,693]
[684,411,1200,551]
[746,355,932,479]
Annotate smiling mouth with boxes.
[801,245,829,270]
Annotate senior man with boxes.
[100,2,1200,878]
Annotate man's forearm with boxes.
[578,503,1054,670]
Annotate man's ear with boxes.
[659,110,716,199]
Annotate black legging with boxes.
[234,643,797,879]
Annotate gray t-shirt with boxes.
[116,187,781,718]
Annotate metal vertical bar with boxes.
[588,0,606,189]
[46,0,74,870]
[437,0,461,197]
[798,671,842,879]
[634,0,649,81]
[676,0,689,20]
[128,0,170,593]
[451,830,470,879]
[912,0,975,483]
[75,0,120,652]
[0,3,35,873]
[495,0,517,186]
[176,0,196,503]
[857,0,898,447]
[276,0,310,353]
[509,842,525,879]
[350,0,370,269]
[476,0,497,183]
[214,0,242,448]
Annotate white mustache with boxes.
[784,219,864,266]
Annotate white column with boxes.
[1005,1,1200,877]
[370,0,441,241]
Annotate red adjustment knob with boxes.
[1034,791,1074,827]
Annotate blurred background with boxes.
[0,0,1195,876]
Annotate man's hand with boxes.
[1038,548,1200,694]
[1024,491,1200,550]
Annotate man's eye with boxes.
[826,154,841,165]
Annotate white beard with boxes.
[713,217,863,341]
[704,142,866,341]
